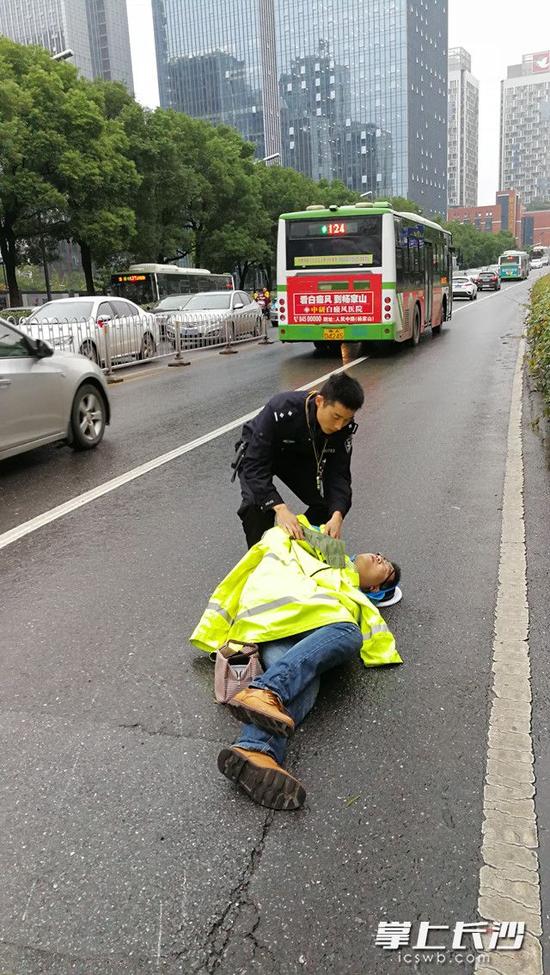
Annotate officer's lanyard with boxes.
[305,391,328,499]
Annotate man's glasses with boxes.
[375,554,396,590]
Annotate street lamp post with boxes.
[254,152,281,166]
[51,49,74,62]
[360,191,373,201]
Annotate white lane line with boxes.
[452,279,526,314]
[0,357,367,551]
[156,900,163,967]
[475,336,543,974]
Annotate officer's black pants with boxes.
[238,478,329,548]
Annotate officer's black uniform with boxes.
[234,390,357,548]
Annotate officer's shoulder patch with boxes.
[344,436,353,454]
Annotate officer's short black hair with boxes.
[320,373,365,411]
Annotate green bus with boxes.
[276,202,452,351]
[498,250,529,281]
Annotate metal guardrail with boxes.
[165,309,263,349]
[10,309,272,377]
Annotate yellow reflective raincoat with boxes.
[190,520,402,668]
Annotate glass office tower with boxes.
[0,0,134,92]
[153,0,448,213]
[153,0,279,161]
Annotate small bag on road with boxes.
[213,640,264,704]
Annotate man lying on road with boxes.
[190,518,401,811]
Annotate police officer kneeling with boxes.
[234,372,365,548]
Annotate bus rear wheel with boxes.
[408,306,421,347]
[432,302,445,337]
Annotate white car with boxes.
[530,258,544,269]
[166,291,263,347]
[452,276,477,300]
[21,297,157,365]
[0,318,110,461]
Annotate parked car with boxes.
[477,270,501,291]
[452,276,477,300]
[270,298,278,325]
[152,294,193,337]
[20,297,157,365]
[0,317,110,461]
[166,291,263,347]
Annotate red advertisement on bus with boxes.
[287,273,382,325]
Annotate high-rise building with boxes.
[0,0,134,92]
[153,1,279,162]
[500,51,550,206]
[152,0,448,214]
[447,47,479,207]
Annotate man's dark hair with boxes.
[385,560,401,589]
[319,373,365,411]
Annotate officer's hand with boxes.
[274,504,304,540]
[324,512,343,538]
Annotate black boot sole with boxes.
[217,748,306,810]
[226,701,295,738]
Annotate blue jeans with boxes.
[234,621,363,765]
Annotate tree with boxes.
[526,199,550,212]
[317,179,359,207]
[444,221,516,268]
[0,41,140,301]
[185,123,264,270]
[388,196,424,214]
[52,80,140,292]
[42,79,140,294]
[117,106,202,265]
[253,167,364,284]
[0,39,71,304]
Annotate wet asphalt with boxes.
[0,277,548,975]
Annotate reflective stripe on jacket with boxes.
[190,524,402,668]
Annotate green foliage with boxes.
[317,179,360,207]
[387,196,424,214]
[0,39,73,302]
[444,221,516,269]
[526,273,550,417]
[4,35,432,302]
[17,263,86,293]
[0,39,138,299]
[526,199,550,212]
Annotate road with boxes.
[0,278,548,975]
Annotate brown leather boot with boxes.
[227,687,295,737]
[217,746,306,810]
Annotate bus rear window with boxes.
[286,216,382,270]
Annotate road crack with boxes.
[182,810,275,974]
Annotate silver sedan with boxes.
[166,291,263,347]
[0,318,110,461]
